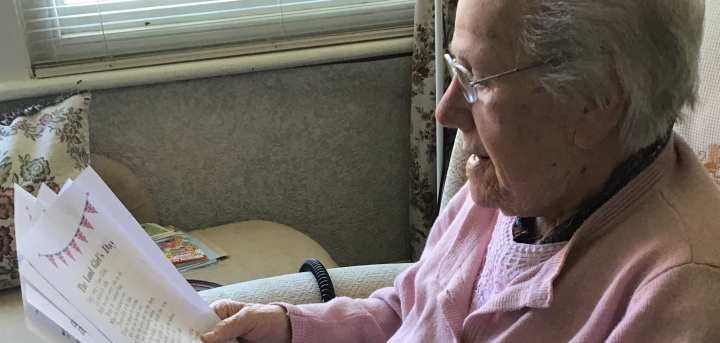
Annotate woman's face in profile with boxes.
[437,0,592,218]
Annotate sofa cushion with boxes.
[0,288,36,343]
[91,154,159,224]
[0,91,91,290]
[182,220,339,286]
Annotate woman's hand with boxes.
[201,300,292,343]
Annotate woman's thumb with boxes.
[201,309,256,343]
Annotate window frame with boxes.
[56,0,260,36]
[0,0,33,84]
[0,0,413,102]
[25,0,414,68]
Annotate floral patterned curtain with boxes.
[409,0,458,260]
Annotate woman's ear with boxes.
[574,71,626,150]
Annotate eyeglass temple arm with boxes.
[469,58,554,86]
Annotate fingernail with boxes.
[200,332,214,342]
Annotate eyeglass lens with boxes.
[445,55,478,104]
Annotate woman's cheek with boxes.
[491,157,510,190]
[477,89,495,105]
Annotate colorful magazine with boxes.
[156,234,208,264]
[141,223,225,273]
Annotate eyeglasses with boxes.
[444,53,553,104]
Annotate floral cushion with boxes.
[0,91,91,290]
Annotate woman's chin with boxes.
[467,172,503,210]
[469,186,498,209]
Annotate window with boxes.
[17,0,414,76]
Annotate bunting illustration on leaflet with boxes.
[37,193,99,268]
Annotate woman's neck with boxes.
[534,142,633,238]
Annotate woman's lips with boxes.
[468,154,491,167]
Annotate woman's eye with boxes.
[474,81,490,90]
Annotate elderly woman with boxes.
[202,0,720,342]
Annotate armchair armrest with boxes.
[199,263,412,305]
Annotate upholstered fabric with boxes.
[440,131,469,211]
[181,221,339,286]
[0,92,91,290]
[91,154,159,224]
[199,263,412,305]
[0,288,29,342]
[674,0,720,185]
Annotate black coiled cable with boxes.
[299,259,336,303]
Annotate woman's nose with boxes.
[436,77,475,132]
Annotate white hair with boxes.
[521,0,706,150]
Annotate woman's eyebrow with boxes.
[449,41,494,79]
[448,43,468,67]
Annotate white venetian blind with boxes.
[18,0,415,70]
